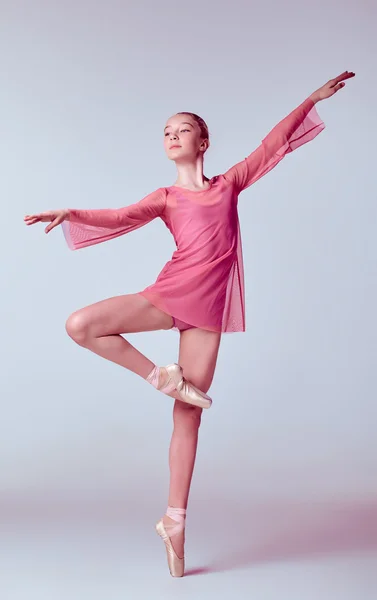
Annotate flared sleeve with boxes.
[223,97,325,193]
[61,187,166,250]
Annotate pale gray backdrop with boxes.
[1,0,376,598]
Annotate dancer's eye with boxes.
[164,129,190,136]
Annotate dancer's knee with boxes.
[182,369,212,395]
[65,312,91,345]
[173,401,202,429]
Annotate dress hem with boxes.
[137,290,244,333]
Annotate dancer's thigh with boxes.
[66,293,173,336]
[178,328,221,394]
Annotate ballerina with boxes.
[24,70,355,577]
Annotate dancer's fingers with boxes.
[25,212,54,223]
[334,71,355,84]
[45,217,61,233]
[334,71,348,82]
[25,213,46,222]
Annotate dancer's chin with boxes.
[167,153,190,163]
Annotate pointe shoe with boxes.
[155,507,186,577]
[148,363,212,409]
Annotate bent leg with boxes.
[65,293,173,378]
[163,328,221,557]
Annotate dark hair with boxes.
[176,112,210,141]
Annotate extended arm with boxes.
[62,187,166,250]
[223,71,355,194]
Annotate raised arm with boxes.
[223,96,325,193]
[62,187,166,250]
[223,71,355,194]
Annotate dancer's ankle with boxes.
[158,367,169,389]
[146,365,170,391]
[163,506,186,536]
[146,365,175,397]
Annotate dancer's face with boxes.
[163,114,208,161]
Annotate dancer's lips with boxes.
[170,145,181,149]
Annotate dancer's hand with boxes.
[24,209,70,233]
[310,71,355,103]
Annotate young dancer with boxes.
[24,70,355,577]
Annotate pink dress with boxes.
[62,96,325,333]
